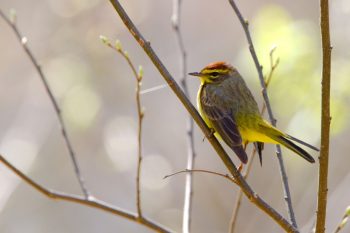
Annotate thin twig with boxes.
[229,48,279,233]
[140,84,168,95]
[101,37,144,218]
[135,64,144,218]
[108,1,298,232]
[164,169,236,184]
[265,46,280,86]
[315,0,332,232]
[227,0,298,229]
[0,155,172,233]
[333,206,350,233]
[171,0,196,232]
[0,9,89,198]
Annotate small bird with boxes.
[189,61,318,165]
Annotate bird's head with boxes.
[189,61,237,84]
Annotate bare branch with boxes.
[227,0,298,229]
[333,206,350,233]
[315,0,332,232]
[100,36,144,218]
[0,9,89,198]
[229,145,257,233]
[164,169,236,184]
[140,84,168,95]
[171,0,196,232]
[265,45,280,86]
[135,66,144,218]
[0,154,172,233]
[108,1,297,232]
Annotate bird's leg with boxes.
[238,163,243,173]
[243,141,249,151]
[203,128,216,142]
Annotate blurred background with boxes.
[0,0,349,232]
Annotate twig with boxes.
[333,206,350,233]
[100,37,144,218]
[0,9,89,198]
[108,1,298,232]
[140,84,168,95]
[0,155,172,233]
[229,48,279,233]
[228,0,298,229]
[315,0,332,232]
[265,46,280,86]
[135,64,144,218]
[164,169,236,184]
[171,0,196,232]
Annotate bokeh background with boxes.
[1,0,349,232]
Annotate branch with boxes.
[1,9,171,233]
[315,0,332,232]
[228,0,298,229]
[100,37,145,218]
[171,0,196,232]
[0,154,172,233]
[0,9,89,198]
[229,148,256,233]
[333,206,350,233]
[135,62,144,219]
[108,1,297,232]
[229,47,280,233]
[164,169,236,184]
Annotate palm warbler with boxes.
[189,61,318,164]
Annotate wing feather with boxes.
[201,92,248,163]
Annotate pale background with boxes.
[0,0,349,232]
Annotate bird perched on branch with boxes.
[189,61,318,165]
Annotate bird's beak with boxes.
[188,72,202,77]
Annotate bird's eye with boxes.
[211,72,219,77]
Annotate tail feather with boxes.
[254,142,264,166]
[286,134,319,151]
[257,122,317,163]
[275,136,315,163]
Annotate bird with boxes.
[189,61,318,165]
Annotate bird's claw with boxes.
[238,163,243,173]
[203,128,215,142]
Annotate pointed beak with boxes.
[188,72,202,77]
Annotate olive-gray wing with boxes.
[201,93,248,164]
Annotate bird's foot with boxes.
[243,141,248,151]
[238,163,243,173]
[203,128,215,142]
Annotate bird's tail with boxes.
[271,135,317,163]
[258,121,318,163]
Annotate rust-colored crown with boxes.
[202,61,234,71]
